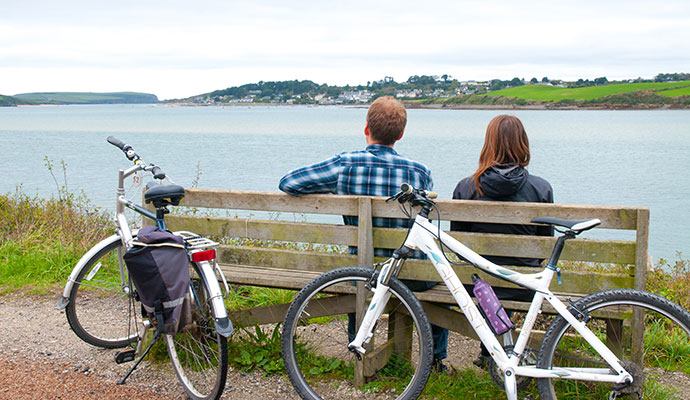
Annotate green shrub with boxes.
[0,186,112,290]
[648,254,690,310]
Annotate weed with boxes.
[228,324,284,375]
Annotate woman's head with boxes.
[472,115,530,194]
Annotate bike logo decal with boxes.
[424,246,445,264]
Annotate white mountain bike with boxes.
[282,183,690,400]
[57,137,233,400]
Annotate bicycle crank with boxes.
[609,360,644,399]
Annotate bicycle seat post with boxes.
[546,231,576,285]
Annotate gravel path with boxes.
[0,292,301,399]
[0,291,479,399]
[3,291,687,399]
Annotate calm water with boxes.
[1,104,688,260]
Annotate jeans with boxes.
[347,279,449,361]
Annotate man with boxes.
[279,96,448,371]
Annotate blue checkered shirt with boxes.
[279,144,433,256]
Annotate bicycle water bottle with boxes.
[472,274,515,335]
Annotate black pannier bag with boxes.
[123,225,190,334]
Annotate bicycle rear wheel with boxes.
[536,289,690,400]
[65,239,138,348]
[282,266,434,400]
[165,265,228,400]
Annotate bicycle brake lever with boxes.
[386,192,402,203]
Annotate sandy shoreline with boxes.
[159,102,689,111]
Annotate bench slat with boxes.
[180,189,643,230]
[373,198,639,230]
[168,215,357,246]
[182,189,360,215]
[169,216,636,264]
[217,247,634,294]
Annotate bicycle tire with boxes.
[65,239,139,348]
[282,266,434,400]
[536,289,690,400]
[165,264,228,400]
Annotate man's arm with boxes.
[278,155,342,196]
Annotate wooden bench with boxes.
[165,188,649,377]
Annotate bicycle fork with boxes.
[347,258,401,355]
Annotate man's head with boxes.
[365,96,407,146]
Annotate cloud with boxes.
[2,0,689,99]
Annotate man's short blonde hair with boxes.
[366,96,407,145]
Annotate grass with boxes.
[0,184,112,292]
[487,81,690,101]
[225,285,297,311]
[658,86,690,97]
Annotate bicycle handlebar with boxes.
[107,136,128,151]
[106,136,167,180]
[387,183,437,204]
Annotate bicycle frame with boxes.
[59,162,233,337]
[349,214,633,399]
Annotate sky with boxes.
[1,0,689,100]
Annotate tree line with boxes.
[189,72,689,104]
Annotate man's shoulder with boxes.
[340,149,429,168]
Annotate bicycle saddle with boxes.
[531,216,601,232]
[144,183,185,207]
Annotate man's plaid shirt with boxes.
[279,144,433,255]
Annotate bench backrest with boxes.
[165,189,649,296]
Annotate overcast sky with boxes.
[2,0,689,100]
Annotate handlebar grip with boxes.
[151,166,166,180]
[107,136,126,150]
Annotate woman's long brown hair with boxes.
[471,115,530,195]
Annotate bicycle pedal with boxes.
[114,350,136,364]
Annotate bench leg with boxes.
[606,318,625,358]
[354,281,368,387]
[388,309,413,360]
[631,308,645,364]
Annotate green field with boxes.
[13,91,159,104]
[488,81,690,101]
[658,86,690,97]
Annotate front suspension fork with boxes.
[348,257,405,354]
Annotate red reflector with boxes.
[191,249,216,262]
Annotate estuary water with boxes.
[1,104,688,260]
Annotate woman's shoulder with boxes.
[453,176,476,199]
[524,172,553,202]
[525,172,552,189]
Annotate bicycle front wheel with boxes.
[536,289,690,400]
[65,239,138,348]
[282,266,434,400]
[165,265,228,400]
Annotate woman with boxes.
[451,114,553,368]
[451,114,553,266]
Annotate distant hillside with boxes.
[487,81,690,102]
[422,80,690,108]
[13,92,159,105]
[0,94,34,107]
